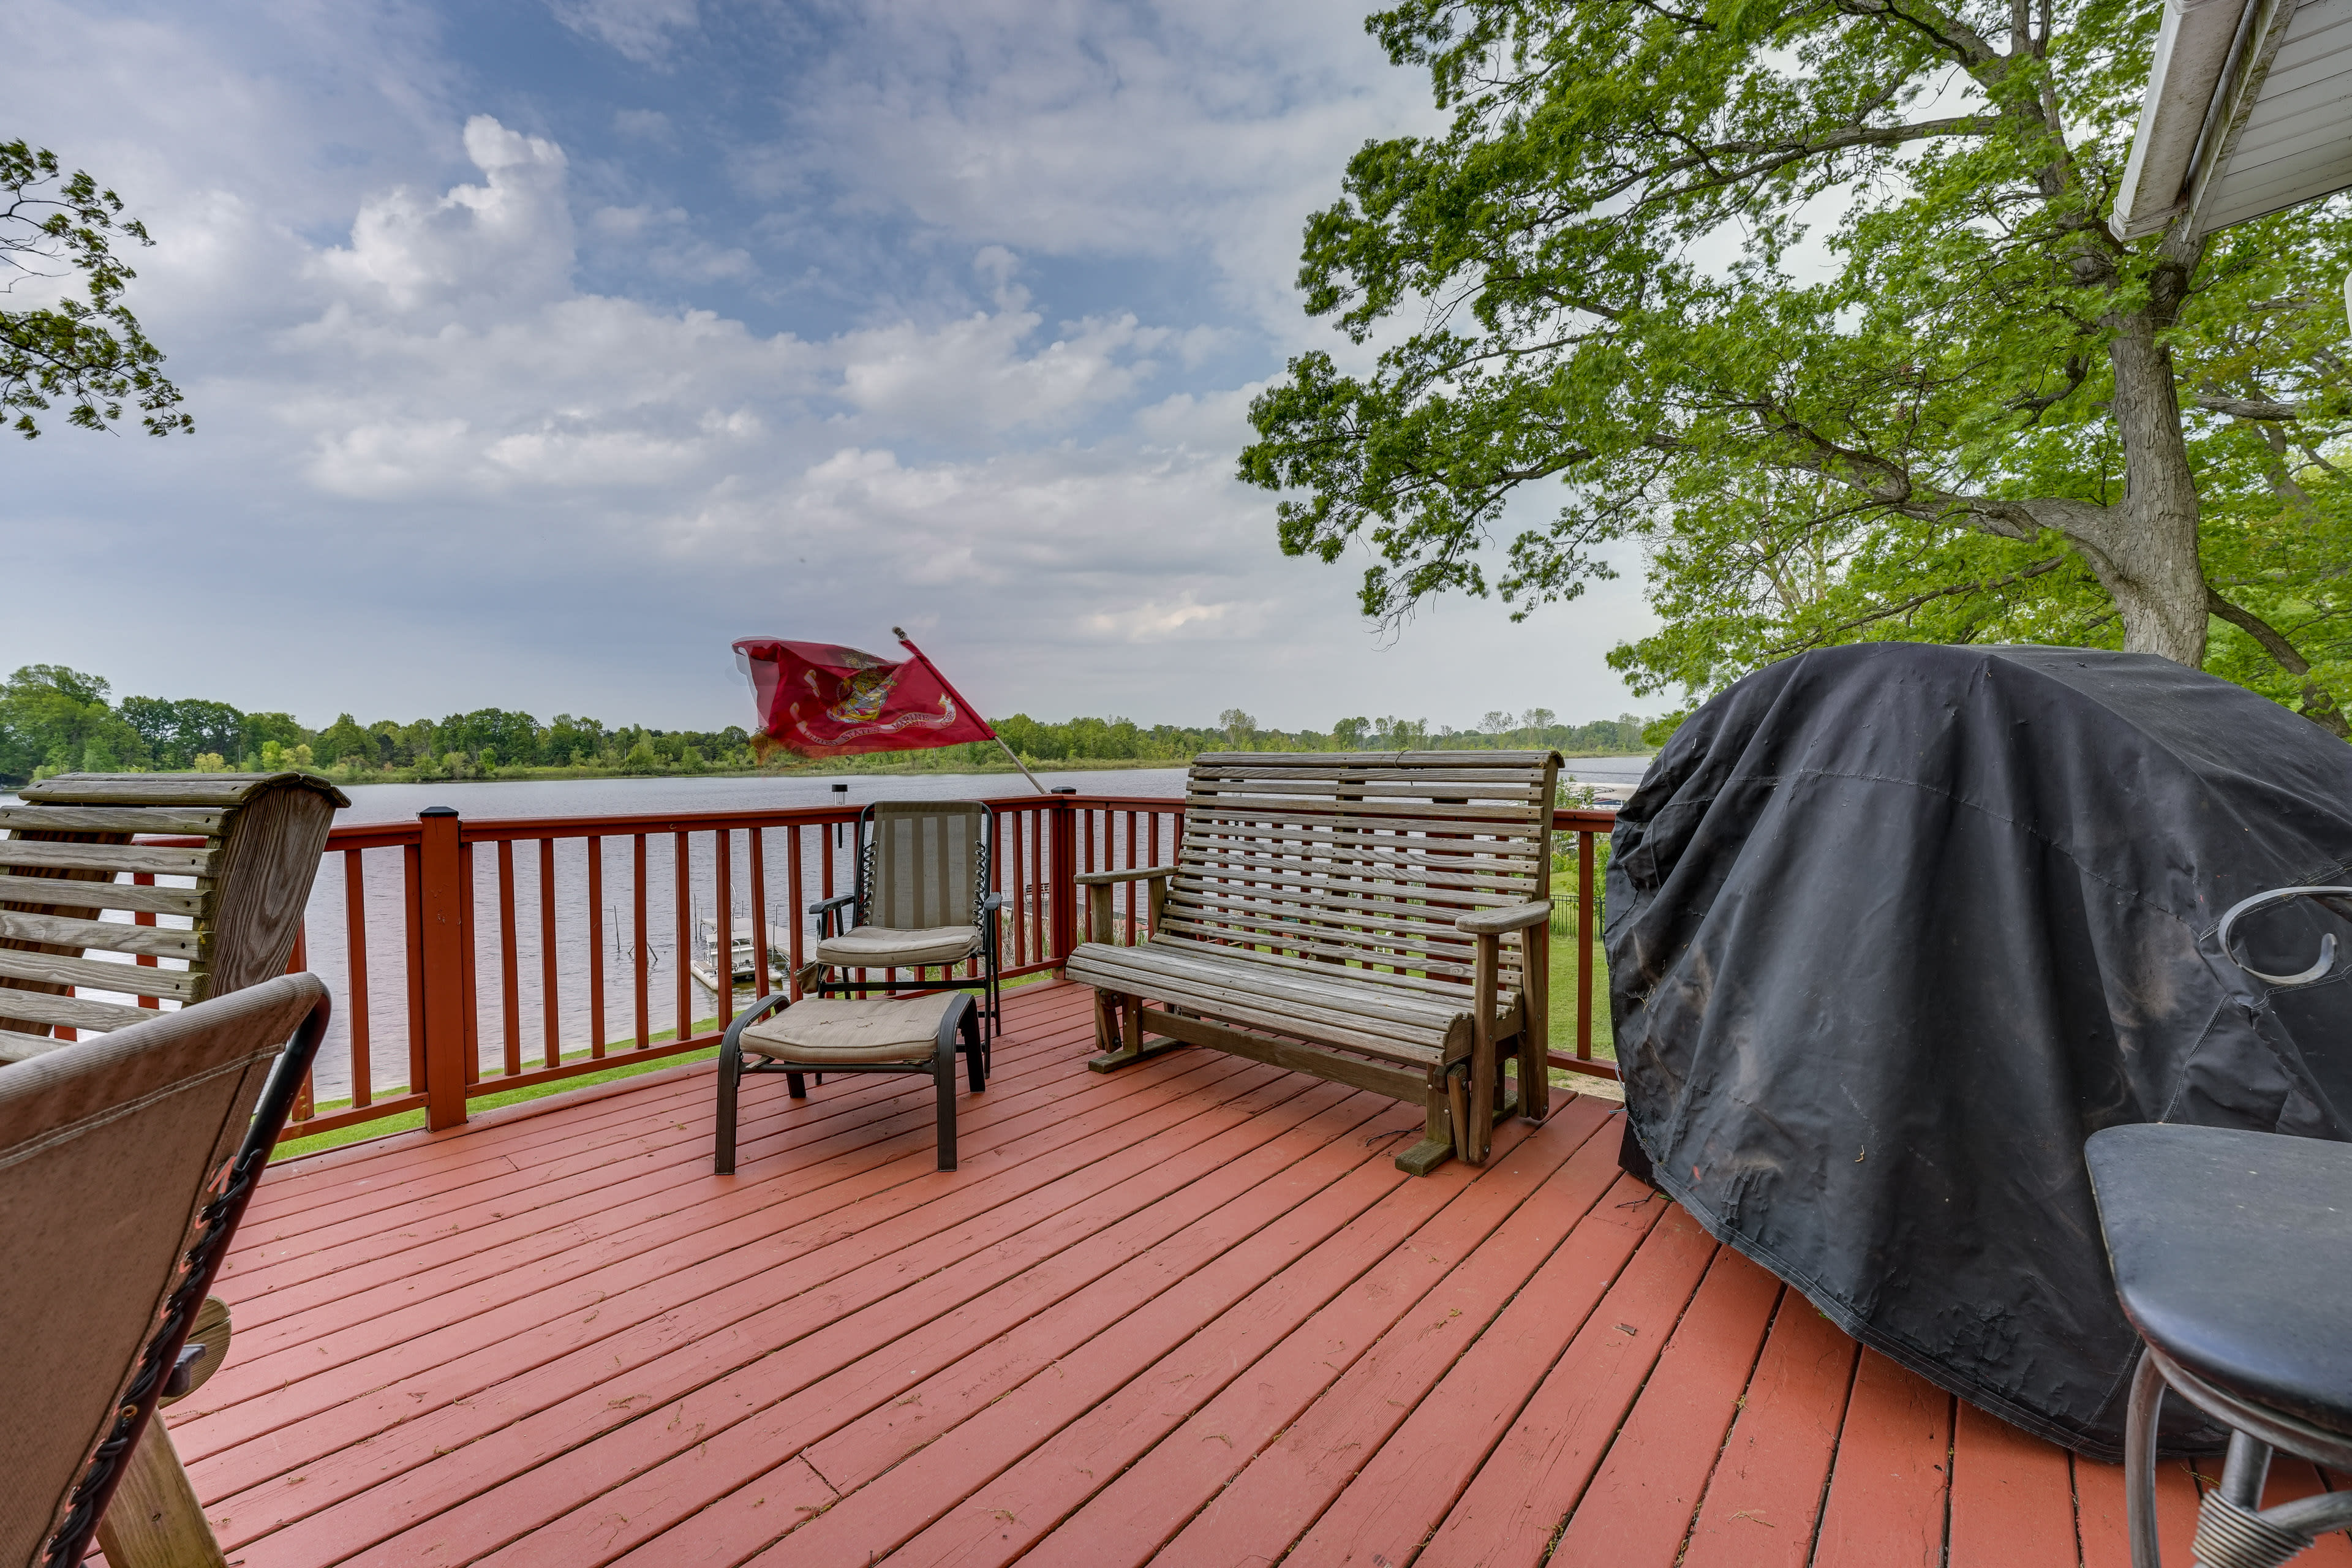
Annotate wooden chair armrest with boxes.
[1073,865,1174,888]
[1455,900,1553,936]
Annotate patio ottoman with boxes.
[714,990,985,1173]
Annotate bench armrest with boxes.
[1074,865,1174,888]
[1455,900,1552,936]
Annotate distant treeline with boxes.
[981,708,1650,763]
[0,666,1650,786]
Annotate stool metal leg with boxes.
[2219,1431,2274,1512]
[2129,1349,2166,1568]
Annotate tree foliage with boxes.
[1242,0,2352,729]
[0,665,1653,787]
[2,140,190,440]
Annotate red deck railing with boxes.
[137,794,1619,1145]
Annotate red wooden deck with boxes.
[165,981,2328,1567]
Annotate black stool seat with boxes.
[2086,1123,2352,1439]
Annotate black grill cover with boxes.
[1608,644,2352,1458]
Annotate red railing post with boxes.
[418,807,471,1131]
[1049,793,1078,968]
[1577,827,1596,1063]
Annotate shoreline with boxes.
[322,748,1656,788]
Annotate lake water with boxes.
[7,756,1650,1103]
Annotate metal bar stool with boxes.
[2084,884,2352,1567]
[2088,1124,2352,1567]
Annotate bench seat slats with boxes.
[0,910,199,961]
[0,986,159,1033]
[0,874,206,918]
[1096,936,1471,1015]
[1068,946,1463,1066]
[0,840,215,878]
[1159,938,1495,1002]
[1156,914,1493,983]
[0,948,198,999]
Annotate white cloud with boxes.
[314,117,574,315]
[549,0,699,65]
[0,1,1660,736]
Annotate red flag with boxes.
[733,635,998,760]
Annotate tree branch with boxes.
[2198,394,2304,420]
[2206,587,2350,737]
[1765,554,2068,655]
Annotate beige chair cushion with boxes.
[816,924,980,968]
[739,993,966,1064]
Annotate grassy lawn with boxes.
[1547,930,1613,1063]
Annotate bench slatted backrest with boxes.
[1157,751,1560,1001]
[0,772,348,1062]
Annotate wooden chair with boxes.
[1066,751,1559,1174]
[0,771,345,1567]
[1,771,347,1061]
[809,800,1007,1041]
[4,973,331,1568]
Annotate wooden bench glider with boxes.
[1,771,345,1568]
[1066,750,1561,1174]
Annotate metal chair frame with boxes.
[2112,884,2352,1568]
[2126,1348,2352,1568]
[712,989,984,1174]
[808,802,1006,1040]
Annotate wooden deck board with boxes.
[170,981,2215,1567]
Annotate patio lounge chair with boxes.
[808,801,1006,1039]
[4,973,331,1568]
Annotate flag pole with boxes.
[895,627,1050,796]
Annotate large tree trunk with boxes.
[2015,300,2209,665]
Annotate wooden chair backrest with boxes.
[859,801,990,930]
[1157,751,1561,1001]
[0,772,349,1060]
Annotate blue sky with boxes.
[2,0,1658,734]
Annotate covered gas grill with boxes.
[1608,643,2352,1458]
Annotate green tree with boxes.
[1242,0,2352,731]
[121,696,246,771]
[2,141,190,440]
[0,665,147,782]
[318,713,377,767]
